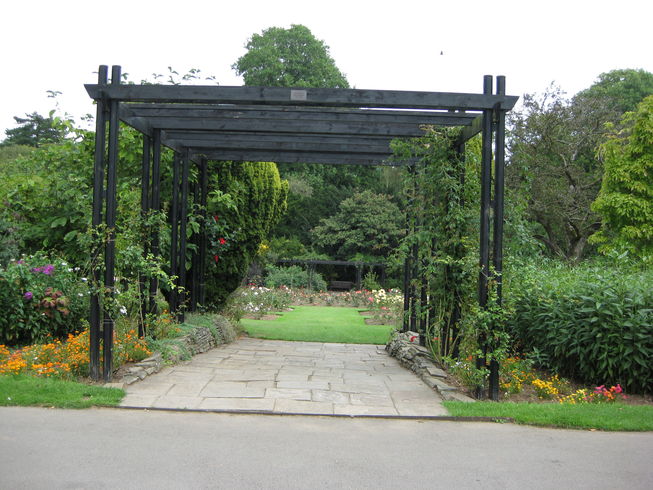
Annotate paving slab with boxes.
[120,338,447,416]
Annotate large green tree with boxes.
[233,25,384,260]
[233,24,349,88]
[0,112,68,147]
[590,96,653,259]
[575,68,653,114]
[508,69,653,260]
[311,190,403,260]
[508,87,606,260]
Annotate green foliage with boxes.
[233,24,349,88]
[507,260,653,393]
[575,68,653,114]
[394,128,489,361]
[508,71,653,260]
[264,265,327,291]
[204,161,288,307]
[0,255,88,346]
[273,165,382,249]
[311,190,403,260]
[0,144,33,164]
[361,271,381,291]
[266,236,308,260]
[590,96,653,259]
[0,112,68,147]
[507,87,605,260]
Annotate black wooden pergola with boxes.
[86,65,517,399]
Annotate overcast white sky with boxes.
[1,0,652,137]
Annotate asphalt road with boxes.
[1,407,652,489]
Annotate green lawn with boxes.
[0,375,125,408]
[444,401,653,431]
[240,306,395,344]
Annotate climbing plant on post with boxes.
[393,127,510,400]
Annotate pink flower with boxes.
[409,335,417,342]
[614,384,623,394]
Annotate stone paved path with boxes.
[121,338,447,416]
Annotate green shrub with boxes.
[204,161,288,307]
[264,265,327,291]
[0,254,89,346]
[507,261,653,393]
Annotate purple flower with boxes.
[31,266,43,273]
[42,264,55,275]
[24,291,33,300]
[16,259,25,265]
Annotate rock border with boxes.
[386,331,475,402]
[105,315,238,389]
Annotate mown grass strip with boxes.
[240,306,395,344]
[0,375,124,409]
[443,401,653,431]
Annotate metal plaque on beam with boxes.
[290,89,307,101]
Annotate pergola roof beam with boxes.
[85,84,519,111]
[120,104,478,126]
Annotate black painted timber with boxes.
[120,104,478,126]
[85,84,519,111]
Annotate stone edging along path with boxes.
[106,317,238,389]
[108,321,474,406]
[386,331,475,403]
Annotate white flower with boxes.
[78,293,84,297]
[81,278,88,282]
[119,306,127,315]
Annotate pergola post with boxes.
[139,134,151,337]
[489,76,507,401]
[102,65,122,381]
[169,152,181,314]
[198,158,208,306]
[190,172,200,311]
[476,75,494,399]
[148,129,162,318]
[89,65,108,381]
[177,148,190,322]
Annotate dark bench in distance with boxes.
[329,281,355,291]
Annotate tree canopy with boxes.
[590,96,653,259]
[311,190,403,260]
[232,24,349,88]
[575,68,653,114]
[0,112,68,147]
[507,69,653,261]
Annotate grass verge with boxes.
[443,401,653,431]
[240,306,395,344]
[0,375,124,408]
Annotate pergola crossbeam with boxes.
[85,84,518,111]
